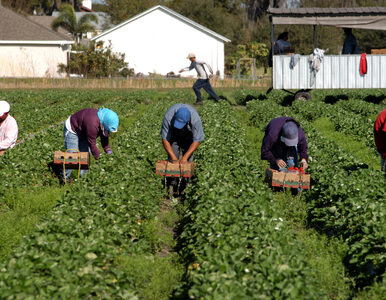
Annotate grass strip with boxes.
[313,117,380,170]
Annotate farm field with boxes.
[0,88,384,299]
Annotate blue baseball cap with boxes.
[97,108,119,132]
[280,121,298,146]
[173,107,191,129]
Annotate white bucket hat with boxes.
[0,101,10,118]
[187,53,196,59]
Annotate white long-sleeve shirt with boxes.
[182,60,213,79]
[0,115,18,150]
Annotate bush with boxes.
[59,41,128,78]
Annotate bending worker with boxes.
[261,117,308,170]
[0,100,18,156]
[374,108,386,172]
[161,103,204,194]
[179,53,221,105]
[63,108,119,180]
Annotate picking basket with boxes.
[265,167,310,189]
[156,161,195,178]
[53,151,90,170]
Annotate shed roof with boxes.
[0,5,73,44]
[92,4,231,42]
[267,7,386,30]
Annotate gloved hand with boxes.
[382,159,386,172]
[106,150,113,155]
[300,159,308,170]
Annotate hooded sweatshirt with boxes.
[69,108,111,159]
[374,108,386,158]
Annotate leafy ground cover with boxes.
[247,97,385,296]
[174,102,330,299]
[0,88,384,299]
[0,98,187,298]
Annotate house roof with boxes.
[91,4,231,42]
[28,16,71,37]
[0,5,73,44]
[267,7,386,30]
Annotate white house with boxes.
[91,5,230,78]
[0,5,73,78]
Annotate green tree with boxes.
[226,41,269,75]
[104,0,159,24]
[168,0,245,55]
[1,0,82,15]
[51,4,98,43]
[58,41,128,78]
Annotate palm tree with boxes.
[51,4,98,44]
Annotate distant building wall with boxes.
[82,0,92,10]
[95,9,226,78]
[0,44,69,78]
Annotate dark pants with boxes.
[270,145,298,170]
[167,136,193,193]
[193,79,219,102]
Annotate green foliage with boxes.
[175,101,329,299]
[226,41,269,75]
[104,0,158,24]
[51,3,98,43]
[247,94,386,290]
[59,41,128,78]
[0,93,187,298]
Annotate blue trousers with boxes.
[63,126,89,179]
[380,152,385,172]
[270,146,298,170]
[193,79,219,101]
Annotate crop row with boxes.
[247,99,385,290]
[0,96,144,195]
[0,99,176,298]
[1,89,194,138]
[289,100,377,152]
[176,102,328,299]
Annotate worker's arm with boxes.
[297,127,309,169]
[203,61,214,74]
[0,117,18,150]
[179,62,194,73]
[180,142,200,164]
[162,139,178,163]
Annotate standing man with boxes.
[161,103,204,195]
[63,107,119,181]
[261,117,308,170]
[374,108,386,172]
[275,32,293,54]
[342,28,359,54]
[179,53,221,105]
[0,100,18,156]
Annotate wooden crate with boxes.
[371,49,386,54]
[53,151,90,170]
[156,161,195,177]
[265,168,310,189]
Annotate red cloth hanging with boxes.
[360,53,367,75]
